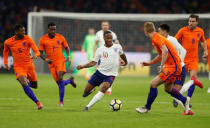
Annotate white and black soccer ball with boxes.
[110,99,122,111]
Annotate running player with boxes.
[77,30,127,111]
[175,14,208,103]
[136,22,190,115]
[206,38,210,79]
[3,24,43,110]
[93,21,119,95]
[81,28,96,80]
[39,22,76,106]
[158,24,203,115]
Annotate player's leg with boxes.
[83,83,96,97]
[84,75,115,111]
[27,64,38,89]
[181,63,203,94]
[17,75,42,109]
[84,82,110,111]
[136,75,163,113]
[164,82,191,114]
[57,71,66,106]
[172,66,187,107]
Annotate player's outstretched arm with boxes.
[93,40,98,57]
[201,41,208,61]
[39,50,52,64]
[120,53,127,66]
[65,46,71,65]
[142,54,162,67]
[77,61,97,70]
[160,44,168,72]
[3,42,9,70]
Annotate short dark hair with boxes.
[14,24,24,31]
[189,14,199,21]
[159,24,170,33]
[48,22,56,28]
[103,30,111,36]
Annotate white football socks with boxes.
[86,91,104,108]
[180,80,194,94]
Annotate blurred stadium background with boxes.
[0,0,209,77]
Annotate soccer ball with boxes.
[109,99,122,111]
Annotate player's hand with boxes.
[119,58,126,66]
[202,51,208,63]
[4,64,10,70]
[141,62,150,67]
[76,65,84,70]
[45,58,52,64]
[66,56,71,65]
[31,55,38,59]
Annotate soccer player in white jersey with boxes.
[158,24,203,115]
[77,31,127,111]
[93,21,120,95]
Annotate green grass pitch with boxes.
[0,74,210,128]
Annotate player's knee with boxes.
[150,81,157,88]
[101,84,110,93]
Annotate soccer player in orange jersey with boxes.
[206,38,210,79]
[3,24,43,110]
[39,22,76,107]
[136,22,191,115]
[175,14,208,102]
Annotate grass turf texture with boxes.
[0,74,210,128]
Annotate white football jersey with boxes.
[96,30,118,47]
[93,43,123,76]
[167,35,186,67]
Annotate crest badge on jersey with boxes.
[22,42,26,47]
[114,48,118,53]
[57,40,60,45]
[197,33,200,37]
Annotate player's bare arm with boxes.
[201,41,208,59]
[160,44,168,72]
[120,53,127,66]
[141,55,162,67]
[39,50,52,64]
[77,61,97,70]
[93,40,98,56]
[65,46,71,65]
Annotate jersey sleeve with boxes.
[38,38,44,51]
[200,29,205,42]
[29,37,40,57]
[61,36,68,48]
[118,44,123,55]
[3,40,9,65]
[92,48,101,62]
[95,32,100,41]
[112,32,118,43]
[175,28,183,41]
